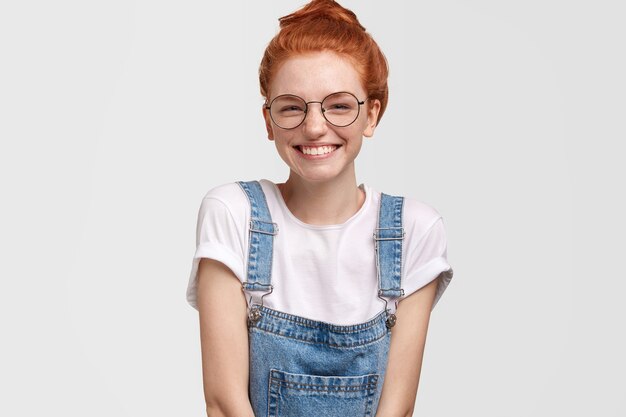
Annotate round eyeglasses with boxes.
[265,91,366,130]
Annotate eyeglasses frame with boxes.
[264,91,367,130]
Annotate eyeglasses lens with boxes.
[269,92,360,129]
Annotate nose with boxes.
[302,102,328,138]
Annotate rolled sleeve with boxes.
[186,197,245,310]
[402,217,454,310]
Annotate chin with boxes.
[293,166,353,184]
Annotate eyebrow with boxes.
[271,91,359,101]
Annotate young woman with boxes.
[186,1,454,416]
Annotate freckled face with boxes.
[263,50,380,184]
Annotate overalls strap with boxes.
[374,193,405,302]
[237,181,278,295]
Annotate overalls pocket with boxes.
[267,368,379,417]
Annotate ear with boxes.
[363,99,381,138]
[263,105,274,141]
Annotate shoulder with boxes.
[197,181,254,226]
[198,179,280,220]
[401,196,443,236]
[202,182,247,205]
[202,179,278,204]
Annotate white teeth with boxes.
[300,145,337,155]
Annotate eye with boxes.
[279,105,305,113]
[324,102,355,113]
[323,93,358,113]
[329,103,351,110]
[272,95,306,115]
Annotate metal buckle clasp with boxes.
[377,288,404,328]
[242,282,273,326]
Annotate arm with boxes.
[197,258,255,417]
[375,277,440,417]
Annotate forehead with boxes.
[269,51,365,99]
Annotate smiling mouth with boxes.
[294,145,341,156]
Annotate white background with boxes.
[1,1,624,416]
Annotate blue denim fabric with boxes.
[375,193,405,299]
[249,306,391,416]
[238,181,277,295]
[237,181,404,417]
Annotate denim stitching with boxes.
[257,306,387,333]
[237,181,275,291]
[250,326,389,349]
[270,378,378,391]
[376,193,404,298]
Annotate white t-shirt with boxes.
[186,179,453,325]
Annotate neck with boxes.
[278,171,365,225]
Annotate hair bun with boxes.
[279,0,365,31]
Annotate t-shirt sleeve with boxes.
[185,196,246,311]
[402,216,454,310]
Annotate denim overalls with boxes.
[238,181,405,417]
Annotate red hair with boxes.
[259,0,389,125]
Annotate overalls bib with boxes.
[238,181,405,417]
